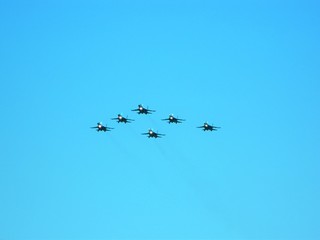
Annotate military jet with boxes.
[91,122,114,132]
[132,104,156,115]
[162,114,185,124]
[142,129,165,138]
[111,114,134,123]
[197,122,220,131]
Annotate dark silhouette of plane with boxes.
[197,122,220,131]
[142,129,165,138]
[162,114,185,124]
[111,114,134,123]
[91,122,114,132]
[132,104,156,114]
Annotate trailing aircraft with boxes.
[111,114,134,123]
[197,122,220,131]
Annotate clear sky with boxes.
[1,0,320,239]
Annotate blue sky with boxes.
[0,0,320,239]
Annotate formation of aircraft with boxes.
[91,122,113,132]
[141,129,165,138]
[91,104,220,138]
[132,104,156,115]
[162,114,185,124]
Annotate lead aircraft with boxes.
[132,104,156,115]
[142,129,165,138]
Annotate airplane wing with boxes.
[176,118,185,123]
[161,118,169,121]
[91,126,99,128]
[131,108,139,112]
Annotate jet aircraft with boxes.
[91,122,114,132]
[132,104,156,115]
[162,114,185,124]
[111,114,134,123]
[197,122,220,131]
[142,129,165,138]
